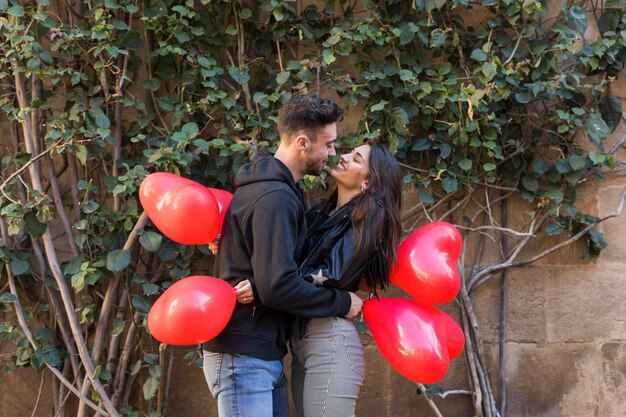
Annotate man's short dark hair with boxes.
[277,93,344,144]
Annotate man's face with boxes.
[304,123,337,176]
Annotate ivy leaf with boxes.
[429,29,446,48]
[470,49,487,62]
[143,78,161,92]
[111,318,126,337]
[74,144,88,166]
[425,0,446,11]
[546,224,565,235]
[391,107,410,136]
[532,157,551,174]
[276,71,290,85]
[106,249,131,273]
[514,91,533,104]
[569,6,587,32]
[143,376,160,400]
[522,175,539,192]
[598,11,621,33]
[588,229,608,250]
[227,66,250,85]
[370,101,387,112]
[89,107,110,129]
[584,113,609,148]
[8,5,25,16]
[458,159,472,170]
[441,177,458,193]
[139,231,162,252]
[181,122,199,139]
[0,293,17,303]
[412,139,431,151]
[142,282,160,296]
[10,259,30,275]
[418,189,435,204]
[24,211,47,237]
[322,49,335,65]
[39,345,62,367]
[82,201,100,214]
[483,162,497,172]
[545,188,563,203]
[599,96,623,131]
[131,295,151,314]
[569,155,587,170]
[273,8,284,22]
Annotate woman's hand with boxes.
[208,234,221,255]
[235,279,254,304]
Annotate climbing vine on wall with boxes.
[0,0,624,416]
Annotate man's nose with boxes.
[329,145,336,157]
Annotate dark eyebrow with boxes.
[355,151,364,162]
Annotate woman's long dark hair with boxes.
[329,141,403,291]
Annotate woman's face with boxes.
[329,144,371,192]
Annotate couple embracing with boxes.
[202,93,402,417]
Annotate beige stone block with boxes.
[0,367,55,417]
[544,265,626,342]
[357,341,393,417]
[503,343,600,417]
[600,342,626,417]
[167,347,218,417]
[475,268,548,345]
[472,278,507,344]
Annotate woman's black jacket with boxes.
[299,200,386,293]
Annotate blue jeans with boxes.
[291,317,365,417]
[203,352,289,417]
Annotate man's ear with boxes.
[295,134,309,151]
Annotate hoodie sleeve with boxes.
[244,189,351,317]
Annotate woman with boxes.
[235,141,402,417]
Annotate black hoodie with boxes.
[202,151,351,360]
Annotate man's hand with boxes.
[344,292,363,319]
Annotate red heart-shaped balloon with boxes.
[390,221,462,304]
[147,291,187,345]
[363,298,449,384]
[139,173,220,245]
[148,275,236,345]
[207,188,233,236]
[432,308,465,360]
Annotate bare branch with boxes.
[437,389,474,399]
[510,185,626,268]
[468,210,548,290]
[416,383,444,417]
[30,370,46,417]
[0,139,62,204]
[455,224,535,238]
[13,67,120,417]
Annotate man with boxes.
[202,93,363,417]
